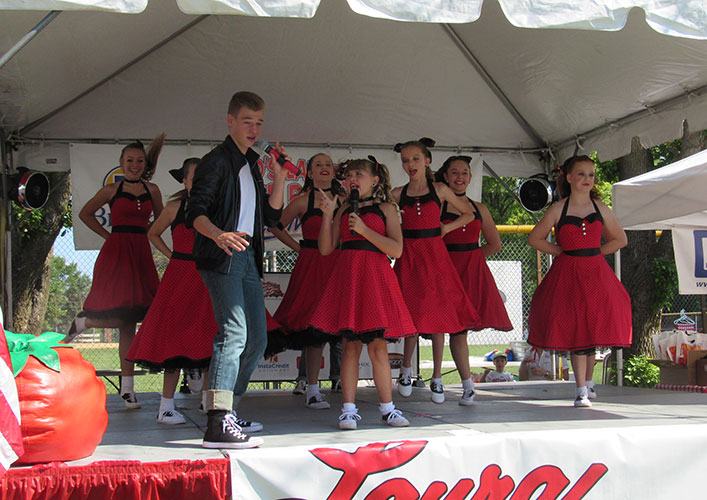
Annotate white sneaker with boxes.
[574,396,592,408]
[292,379,307,395]
[305,392,331,409]
[339,410,361,430]
[382,409,409,427]
[121,392,141,410]
[158,409,186,425]
[459,389,475,406]
[430,381,445,404]
[185,369,203,393]
[230,413,263,433]
[397,373,413,397]
[587,386,597,399]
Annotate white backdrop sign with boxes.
[69,143,483,251]
[673,228,707,294]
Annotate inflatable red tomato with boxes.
[7,331,108,465]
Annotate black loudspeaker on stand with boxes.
[7,168,50,210]
[518,174,555,212]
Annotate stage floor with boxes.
[59,380,707,465]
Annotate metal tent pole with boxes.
[0,11,61,70]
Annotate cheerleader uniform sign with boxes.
[673,228,707,294]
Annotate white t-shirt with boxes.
[485,371,515,382]
[236,162,256,236]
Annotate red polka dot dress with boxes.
[81,181,159,323]
[127,199,217,370]
[441,198,512,331]
[309,204,416,342]
[272,190,341,348]
[393,181,480,334]
[527,198,632,351]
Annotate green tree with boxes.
[481,176,535,225]
[11,172,72,334]
[42,255,92,333]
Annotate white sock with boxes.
[342,402,357,413]
[586,380,595,389]
[431,377,442,386]
[74,316,87,334]
[201,391,207,408]
[306,383,321,400]
[159,397,174,413]
[462,378,475,392]
[121,376,134,395]
[401,366,412,377]
[576,386,588,398]
[378,401,395,416]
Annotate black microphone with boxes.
[254,140,301,176]
[349,189,359,235]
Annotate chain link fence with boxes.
[47,226,699,392]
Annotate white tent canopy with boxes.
[612,148,707,230]
[1,0,707,177]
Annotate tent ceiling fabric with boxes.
[1,0,707,177]
[0,0,146,12]
[177,0,707,39]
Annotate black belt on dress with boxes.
[446,242,480,252]
[112,225,147,234]
[299,239,319,249]
[564,248,601,257]
[341,240,383,253]
[403,227,441,239]
[171,251,195,261]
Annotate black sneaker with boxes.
[202,411,264,449]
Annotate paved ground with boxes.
[61,380,707,466]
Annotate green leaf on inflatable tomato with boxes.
[5,331,74,377]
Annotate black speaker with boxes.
[519,175,554,212]
[9,168,50,210]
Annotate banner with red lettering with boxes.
[228,424,707,499]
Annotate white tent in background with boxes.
[613,148,707,295]
[613,149,707,231]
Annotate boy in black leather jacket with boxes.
[187,91,286,449]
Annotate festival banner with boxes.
[228,424,707,499]
[69,144,484,252]
[673,228,707,294]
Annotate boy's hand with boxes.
[270,141,289,178]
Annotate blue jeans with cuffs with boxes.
[199,246,266,411]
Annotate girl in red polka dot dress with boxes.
[392,139,481,406]
[67,136,165,410]
[270,153,343,410]
[527,155,632,408]
[436,155,512,331]
[127,158,216,424]
[310,157,415,430]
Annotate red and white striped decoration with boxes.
[655,383,707,393]
[0,321,23,477]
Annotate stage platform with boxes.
[5,381,707,499]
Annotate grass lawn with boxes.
[78,343,604,394]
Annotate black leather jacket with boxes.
[185,136,281,276]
